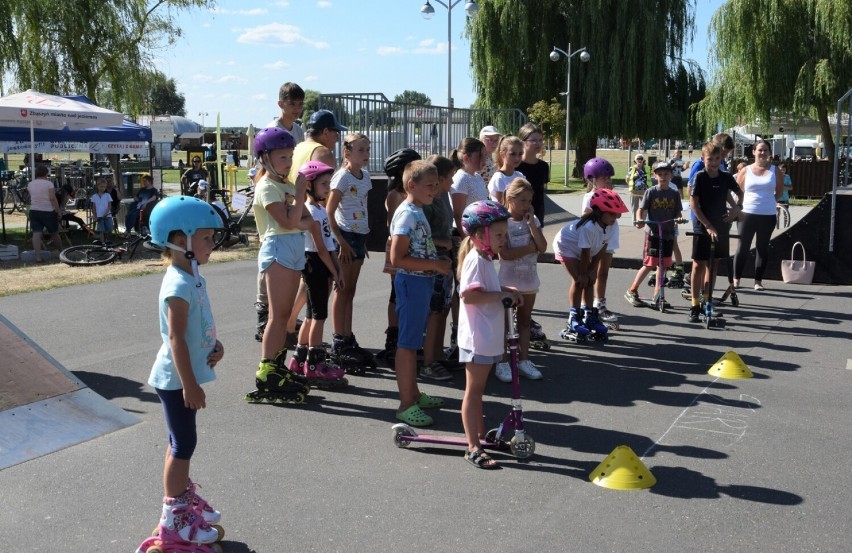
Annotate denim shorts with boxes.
[30,210,59,234]
[96,216,114,234]
[394,272,433,350]
[258,232,305,272]
[339,230,368,261]
[458,347,503,365]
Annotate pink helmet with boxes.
[583,157,615,180]
[298,160,334,181]
[589,188,628,214]
[253,127,295,156]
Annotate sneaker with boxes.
[518,360,543,380]
[688,305,701,322]
[754,282,765,291]
[624,289,643,307]
[494,362,512,383]
[420,362,453,381]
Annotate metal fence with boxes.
[319,93,527,175]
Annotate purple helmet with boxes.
[461,200,510,236]
[583,157,615,180]
[253,127,295,156]
[298,160,334,181]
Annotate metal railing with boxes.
[319,93,527,174]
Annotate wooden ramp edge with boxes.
[0,314,138,470]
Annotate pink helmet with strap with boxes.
[589,188,628,214]
[298,160,334,181]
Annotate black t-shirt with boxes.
[182,167,209,184]
[691,169,738,232]
[517,159,549,221]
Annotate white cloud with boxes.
[217,75,248,84]
[413,41,449,55]
[212,7,268,15]
[377,46,403,56]
[273,1,290,6]
[418,38,435,47]
[303,75,319,82]
[252,94,268,101]
[263,61,290,70]
[193,73,214,83]
[237,23,330,49]
[317,1,332,7]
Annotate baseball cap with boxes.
[652,161,672,173]
[308,109,348,133]
[248,166,258,178]
[479,125,500,137]
[192,156,201,162]
[634,154,645,162]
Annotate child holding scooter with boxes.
[624,161,683,310]
[552,189,628,342]
[457,200,523,469]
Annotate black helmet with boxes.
[384,149,421,178]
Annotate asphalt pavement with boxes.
[0,191,849,552]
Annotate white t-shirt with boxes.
[305,202,337,253]
[451,169,489,207]
[581,190,621,250]
[742,165,778,216]
[330,168,372,234]
[91,192,112,219]
[390,201,437,277]
[488,170,525,201]
[267,118,305,144]
[498,216,541,293]
[458,248,504,357]
[28,178,55,212]
[552,218,612,260]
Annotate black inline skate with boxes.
[331,334,374,376]
[245,350,310,404]
[375,326,398,368]
[667,264,686,288]
[516,313,550,350]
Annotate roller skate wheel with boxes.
[146,547,164,553]
[510,435,536,459]
[212,524,225,542]
[605,322,619,331]
[392,423,417,447]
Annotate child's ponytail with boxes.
[456,236,476,280]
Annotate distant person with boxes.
[478,125,501,184]
[269,82,306,144]
[487,135,525,204]
[56,184,94,237]
[668,149,685,192]
[778,161,793,205]
[517,122,549,226]
[625,153,649,220]
[90,177,114,242]
[181,156,209,195]
[124,174,159,235]
[732,139,784,291]
[26,164,62,263]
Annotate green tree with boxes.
[146,72,186,116]
[467,0,704,176]
[0,0,212,116]
[527,98,566,149]
[393,90,432,106]
[696,0,852,161]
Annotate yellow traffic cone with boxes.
[708,350,753,379]
[589,445,656,490]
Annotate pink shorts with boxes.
[643,255,673,268]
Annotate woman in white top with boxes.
[26,164,62,262]
[733,139,784,290]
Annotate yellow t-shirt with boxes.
[253,174,302,239]
[288,141,322,183]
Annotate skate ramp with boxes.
[0,314,138,470]
[737,190,852,284]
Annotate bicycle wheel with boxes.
[211,204,231,250]
[780,205,791,228]
[59,245,118,266]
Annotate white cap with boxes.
[479,125,500,137]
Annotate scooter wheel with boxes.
[510,435,536,459]
[731,293,739,307]
[681,288,692,301]
[391,423,416,448]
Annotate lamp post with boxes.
[198,111,208,129]
[420,0,479,151]
[550,45,590,186]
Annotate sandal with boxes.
[417,392,444,409]
[395,404,433,427]
[465,448,499,470]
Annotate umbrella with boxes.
[0,90,124,242]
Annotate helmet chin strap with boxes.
[165,235,202,287]
[471,226,497,259]
[259,152,287,181]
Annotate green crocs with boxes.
[395,404,433,427]
[417,392,444,409]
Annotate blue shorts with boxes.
[156,388,198,460]
[29,210,59,234]
[258,232,305,272]
[339,230,368,261]
[458,347,503,365]
[96,216,114,234]
[394,272,433,350]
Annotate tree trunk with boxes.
[574,138,597,179]
[817,105,835,163]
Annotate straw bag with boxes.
[781,242,815,284]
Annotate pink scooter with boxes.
[391,299,535,459]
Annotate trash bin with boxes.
[118,198,135,233]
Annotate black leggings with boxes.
[734,213,776,282]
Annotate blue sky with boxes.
[159,0,724,128]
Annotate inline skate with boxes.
[301,346,348,389]
[136,494,224,553]
[515,314,550,351]
[560,307,590,343]
[583,307,609,342]
[375,326,398,368]
[331,334,375,376]
[667,264,686,288]
[245,350,310,404]
[596,298,620,330]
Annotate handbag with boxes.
[781,241,815,284]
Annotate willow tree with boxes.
[696,0,852,161]
[467,0,704,176]
[0,0,212,116]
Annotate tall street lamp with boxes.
[420,0,479,152]
[198,111,208,129]
[550,45,590,186]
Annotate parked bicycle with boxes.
[59,233,160,266]
[1,171,29,214]
[211,183,255,250]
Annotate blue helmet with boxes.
[149,196,223,248]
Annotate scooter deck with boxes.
[392,424,510,452]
